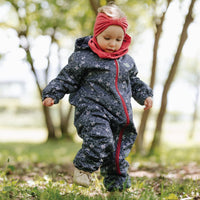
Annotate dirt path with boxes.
[2,161,200,183]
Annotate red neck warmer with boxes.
[88,13,131,59]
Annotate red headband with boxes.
[93,13,128,37]
[88,13,131,59]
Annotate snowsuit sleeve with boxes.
[42,52,84,104]
[130,62,153,105]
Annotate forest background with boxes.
[0,0,199,153]
[0,0,200,199]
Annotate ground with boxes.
[0,141,199,199]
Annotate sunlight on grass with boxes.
[0,170,199,199]
[0,140,81,165]
[0,141,199,199]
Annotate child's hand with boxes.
[43,97,54,107]
[144,97,153,111]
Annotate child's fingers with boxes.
[144,98,153,110]
[48,99,54,106]
[43,98,54,106]
[144,104,149,110]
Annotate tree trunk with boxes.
[107,0,115,4]
[189,79,200,139]
[136,0,171,154]
[59,103,74,140]
[149,0,196,155]
[89,0,116,15]
[42,106,56,138]
[89,0,100,15]
[25,42,56,139]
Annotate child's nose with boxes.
[109,40,115,47]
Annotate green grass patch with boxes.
[0,140,81,165]
[0,141,199,199]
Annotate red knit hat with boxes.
[88,13,131,59]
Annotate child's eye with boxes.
[116,39,122,42]
[104,37,110,40]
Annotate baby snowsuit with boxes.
[42,36,153,191]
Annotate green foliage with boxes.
[2,0,158,39]
[4,0,95,37]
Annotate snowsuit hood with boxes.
[74,36,92,52]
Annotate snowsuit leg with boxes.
[73,107,137,191]
[73,108,115,173]
[100,122,137,191]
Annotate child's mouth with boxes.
[106,49,115,52]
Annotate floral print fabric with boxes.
[42,36,153,191]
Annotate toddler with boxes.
[42,3,153,192]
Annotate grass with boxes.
[0,140,200,200]
[0,140,81,165]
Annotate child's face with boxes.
[96,25,124,53]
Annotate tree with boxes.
[181,58,200,139]
[136,0,172,154]
[0,0,161,140]
[188,64,200,139]
[1,0,95,139]
[149,0,197,154]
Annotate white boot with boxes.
[73,168,92,187]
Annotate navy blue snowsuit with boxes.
[42,36,153,191]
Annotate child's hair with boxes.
[97,2,126,18]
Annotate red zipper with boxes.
[114,60,130,175]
